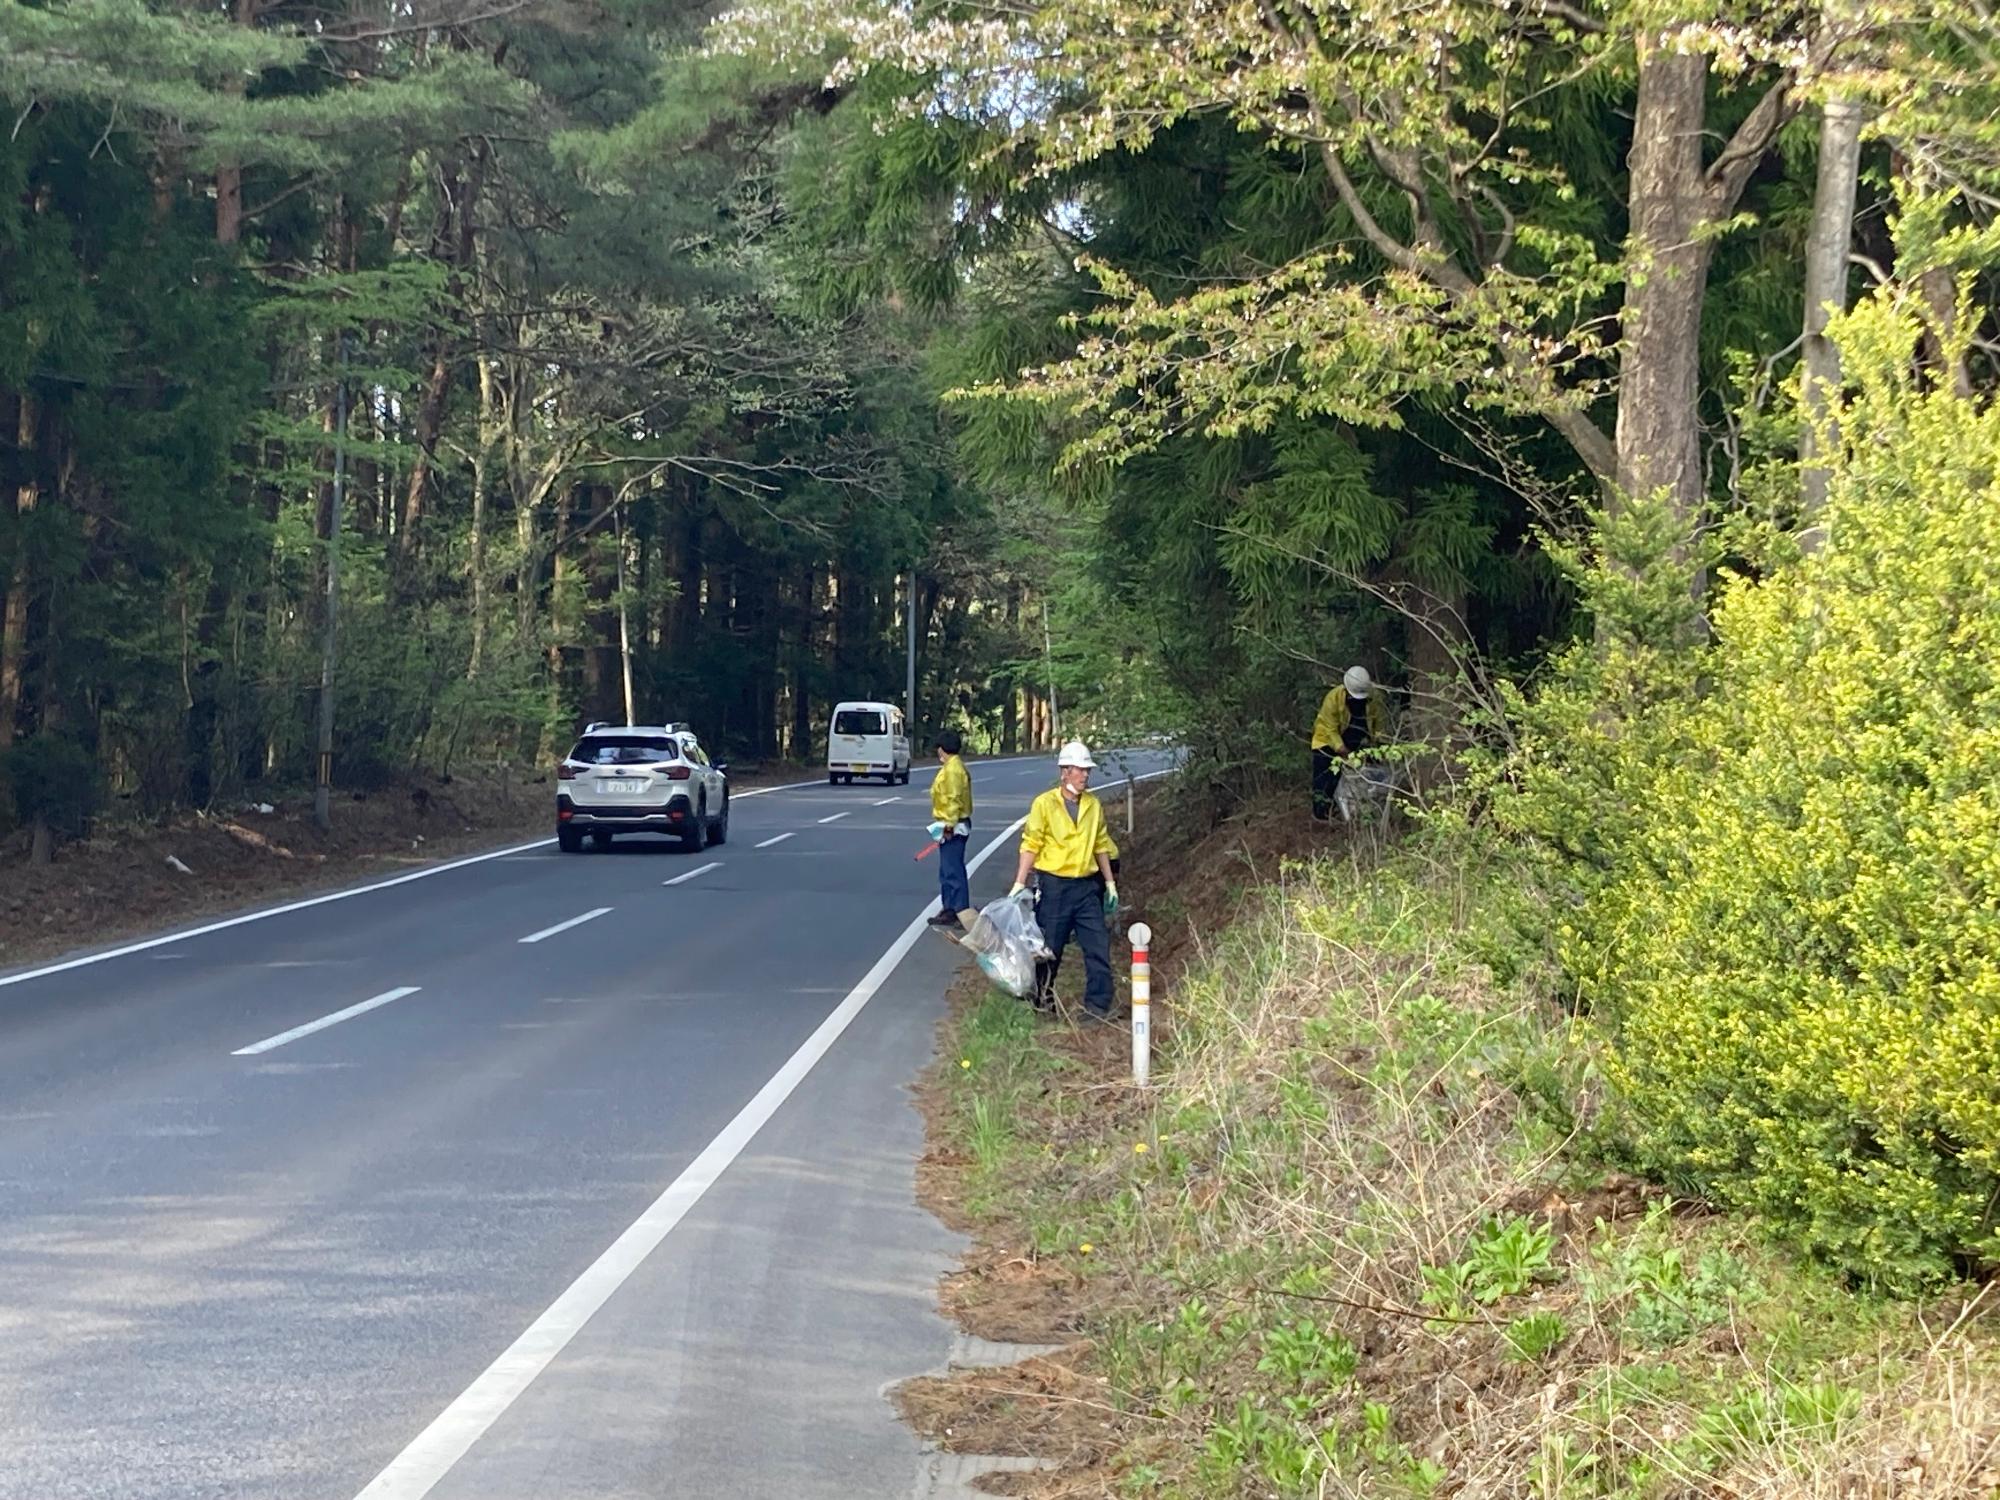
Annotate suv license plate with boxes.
[595,780,645,795]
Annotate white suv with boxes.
[555,723,730,853]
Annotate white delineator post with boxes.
[1128,921,1152,1087]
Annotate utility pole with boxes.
[313,334,349,834]
[905,570,917,731]
[616,499,636,725]
[1043,599,1059,747]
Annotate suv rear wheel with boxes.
[709,791,730,845]
[682,798,708,852]
[558,824,583,853]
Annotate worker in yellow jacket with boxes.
[1009,740,1119,1020]
[927,729,973,928]
[1312,665,1390,821]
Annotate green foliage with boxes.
[1465,1216,1558,1300]
[1255,1318,1359,1408]
[1581,1205,1751,1348]
[1682,1376,1862,1470]
[1504,1311,1569,1363]
[1422,1214,1556,1318]
[3,731,97,835]
[1494,283,2000,1285]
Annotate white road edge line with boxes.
[753,832,795,849]
[232,986,421,1057]
[0,839,553,991]
[662,862,721,888]
[517,908,613,945]
[349,814,1038,1500]
[817,811,850,824]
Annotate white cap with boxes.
[1057,740,1096,769]
[1343,666,1373,698]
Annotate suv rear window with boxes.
[835,710,886,736]
[571,735,681,765]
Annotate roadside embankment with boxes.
[908,786,2000,1498]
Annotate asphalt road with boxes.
[0,750,1168,1500]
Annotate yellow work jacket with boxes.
[1312,689,1389,752]
[1021,787,1118,879]
[931,754,972,824]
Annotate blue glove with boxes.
[927,821,945,842]
[1103,885,1120,918]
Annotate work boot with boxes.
[928,910,960,929]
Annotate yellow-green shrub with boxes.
[1502,298,2000,1287]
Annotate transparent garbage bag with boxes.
[958,890,1049,998]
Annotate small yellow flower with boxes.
[1133,1142,1149,1154]
[1079,1242,1094,1255]
[959,1058,971,1069]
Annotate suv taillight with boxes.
[663,765,691,780]
[557,763,579,780]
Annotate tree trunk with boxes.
[213,0,261,247]
[615,502,636,726]
[395,158,472,583]
[672,504,702,655]
[467,356,500,679]
[398,344,451,572]
[579,485,621,726]
[1799,92,1867,541]
[1615,48,1714,522]
[0,391,39,752]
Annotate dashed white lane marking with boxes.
[754,833,795,849]
[874,797,900,806]
[817,812,851,824]
[662,862,721,888]
[517,908,612,945]
[231,987,422,1056]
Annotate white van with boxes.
[828,701,911,785]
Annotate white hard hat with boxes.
[1057,740,1096,770]
[1343,666,1373,698]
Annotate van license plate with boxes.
[850,763,870,773]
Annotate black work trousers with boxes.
[1033,872,1114,1016]
[1311,746,1342,821]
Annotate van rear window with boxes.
[835,710,887,736]
[571,736,680,765]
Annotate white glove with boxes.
[954,821,971,837]
[927,821,946,841]
[1008,881,1028,900]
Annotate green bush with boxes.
[5,730,99,838]
[1498,296,2000,1287]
